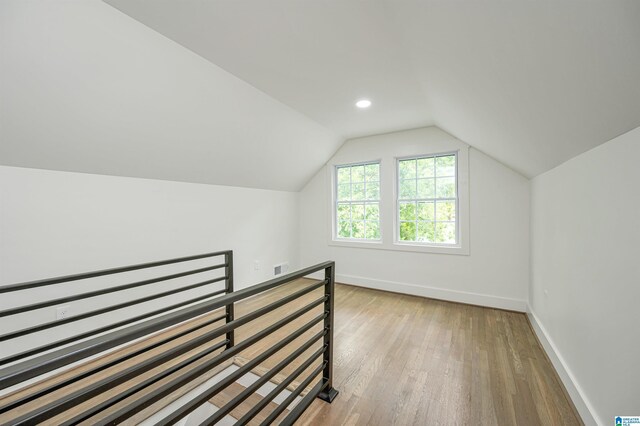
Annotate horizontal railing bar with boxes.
[154,325,328,426]
[0,262,330,388]
[12,294,323,424]
[234,261,333,299]
[0,276,227,342]
[9,338,230,426]
[0,312,228,415]
[92,311,328,426]
[203,335,327,425]
[0,289,226,370]
[0,263,226,318]
[0,251,230,294]
[0,288,228,389]
[280,375,328,426]
[261,362,327,426]
[51,300,324,425]
[235,344,326,425]
[0,281,325,391]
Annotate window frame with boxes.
[326,134,470,256]
[332,160,382,243]
[395,151,459,247]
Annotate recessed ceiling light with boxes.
[355,99,372,109]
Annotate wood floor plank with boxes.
[209,381,288,425]
[290,281,583,426]
[0,279,582,425]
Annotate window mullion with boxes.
[335,162,380,241]
[397,153,457,245]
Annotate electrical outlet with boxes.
[274,265,282,275]
[281,262,290,273]
[56,306,71,320]
[253,260,260,271]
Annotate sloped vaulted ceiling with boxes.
[104,0,640,178]
[0,1,340,191]
[2,1,639,189]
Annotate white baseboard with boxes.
[306,270,597,424]
[306,270,598,423]
[334,273,527,312]
[526,308,600,426]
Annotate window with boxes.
[397,153,457,244]
[327,132,469,255]
[335,162,380,240]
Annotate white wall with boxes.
[0,0,339,191]
[530,127,640,425]
[299,127,530,311]
[0,166,299,359]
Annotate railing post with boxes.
[225,251,235,350]
[317,261,339,403]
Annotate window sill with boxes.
[329,239,384,250]
[328,238,469,256]
[392,241,468,255]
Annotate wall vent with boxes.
[273,262,289,276]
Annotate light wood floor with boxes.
[234,280,583,426]
[0,279,582,425]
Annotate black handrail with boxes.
[204,341,327,425]
[0,263,226,318]
[0,250,231,386]
[0,250,229,293]
[0,286,226,367]
[224,250,235,350]
[279,368,329,424]
[0,251,338,425]
[0,276,227,342]
[145,318,328,426]
[235,345,326,424]
[0,312,228,414]
[12,300,328,425]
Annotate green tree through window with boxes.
[398,154,457,244]
[336,162,380,240]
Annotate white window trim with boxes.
[328,146,470,256]
[395,151,460,249]
[331,160,383,244]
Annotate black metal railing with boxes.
[0,251,338,425]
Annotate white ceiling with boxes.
[0,1,340,191]
[105,0,640,178]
